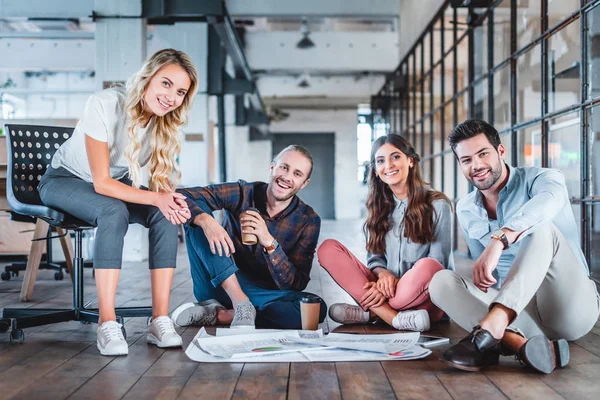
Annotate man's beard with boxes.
[470,162,503,191]
[268,177,297,202]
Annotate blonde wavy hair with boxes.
[123,48,198,192]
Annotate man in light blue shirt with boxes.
[430,119,600,375]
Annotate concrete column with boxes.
[94,0,148,262]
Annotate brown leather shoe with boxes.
[517,335,570,374]
[440,325,501,372]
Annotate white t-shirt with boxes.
[52,87,153,183]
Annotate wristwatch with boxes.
[263,239,279,254]
[490,229,509,250]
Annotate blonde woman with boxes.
[39,48,198,356]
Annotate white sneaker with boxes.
[392,310,430,332]
[97,321,128,356]
[147,316,183,348]
[170,299,225,328]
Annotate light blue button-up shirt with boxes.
[456,164,588,285]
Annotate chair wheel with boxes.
[0,318,10,333]
[1,271,10,281]
[10,329,24,344]
[54,271,64,280]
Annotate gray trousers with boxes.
[429,223,600,341]
[38,166,177,270]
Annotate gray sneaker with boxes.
[328,303,371,325]
[230,301,256,328]
[170,299,225,328]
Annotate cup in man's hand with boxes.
[240,208,259,245]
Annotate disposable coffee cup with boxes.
[240,207,259,245]
[300,294,321,330]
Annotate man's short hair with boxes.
[272,145,314,179]
[448,119,502,154]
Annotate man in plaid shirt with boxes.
[170,145,326,329]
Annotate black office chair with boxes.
[0,124,152,343]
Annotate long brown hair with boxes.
[364,134,451,254]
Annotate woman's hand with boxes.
[360,282,386,310]
[375,269,399,299]
[154,192,189,224]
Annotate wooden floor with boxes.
[1,219,600,399]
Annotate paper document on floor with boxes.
[185,328,432,363]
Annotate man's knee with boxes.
[185,226,211,254]
[429,269,461,307]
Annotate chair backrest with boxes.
[5,124,74,221]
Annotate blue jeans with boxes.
[185,225,327,329]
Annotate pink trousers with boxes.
[317,239,445,322]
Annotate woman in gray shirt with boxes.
[318,134,453,331]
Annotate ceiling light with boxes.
[296,19,315,49]
[297,71,311,88]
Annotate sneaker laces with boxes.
[234,303,254,321]
[395,311,421,331]
[153,316,177,336]
[344,305,368,323]
[100,321,125,342]
[185,308,217,326]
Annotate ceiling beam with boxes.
[227,0,400,18]
[0,0,94,18]
[246,32,399,72]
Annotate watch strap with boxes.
[264,239,279,253]
[491,230,509,250]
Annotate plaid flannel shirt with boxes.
[179,180,321,291]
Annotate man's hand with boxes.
[360,281,386,310]
[472,239,503,292]
[240,210,274,247]
[375,269,398,299]
[194,214,235,257]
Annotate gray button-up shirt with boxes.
[456,164,588,285]
[366,196,454,277]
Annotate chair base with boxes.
[0,306,153,343]
[1,260,94,281]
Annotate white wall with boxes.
[270,109,361,220]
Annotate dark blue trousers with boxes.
[185,225,326,329]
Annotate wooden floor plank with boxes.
[381,360,452,400]
[0,341,90,399]
[288,363,342,400]
[178,363,244,400]
[434,372,508,400]
[231,364,290,400]
[483,362,565,400]
[335,361,397,399]
[540,361,600,400]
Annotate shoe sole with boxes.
[440,357,485,372]
[439,350,500,372]
[170,302,196,328]
[97,342,128,356]
[521,336,569,374]
[147,334,183,348]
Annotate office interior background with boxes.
[0,0,598,283]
